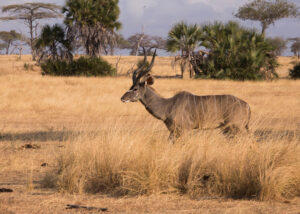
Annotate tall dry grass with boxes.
[0,55,299,201]
[43,115,300,201]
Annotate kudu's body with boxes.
[121,49,251,139]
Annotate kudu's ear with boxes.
[145,75,154,85]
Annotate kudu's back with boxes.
[166,92,251,134]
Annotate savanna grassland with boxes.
[0,55,300,213]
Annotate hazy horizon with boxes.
[0,0,299,55]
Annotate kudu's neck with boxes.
[139,86,168,121]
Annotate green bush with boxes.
[289,63,300,79]
[24,63,34,71]
[195,21,278,80]
[41,57,116,77]
[137,59,150,69]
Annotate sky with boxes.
[0,0,299,55]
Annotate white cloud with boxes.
[124,0,159,18]
[187,0,247,11]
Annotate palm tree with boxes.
[198,21,277,80]
[63,0,121,57]
[167,21,202,78]
[35,24,72,62]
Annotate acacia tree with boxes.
[167,22,202,78]
[0,30,24,54]
[99,32,129,55]
[124,33,166,56]
[266,37,287,56]
[289,38,300,58]
[63,0,121,57]
[235,0,299,35]
[0,3,62,60]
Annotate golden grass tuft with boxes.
[44,117,300,201]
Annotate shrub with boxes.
[41,57,116,77]
[195,21,278,80]
[137,59,150,69]
[23,63,34,71]
[289,63,300,79]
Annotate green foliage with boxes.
[0,30,22,42]
[235,0,299,34]
[266,37,287,56]
[1,3,61,18]
[23,63,34,71]
[41,57,116,77]
[290,39,300,58]
[196,21,278,80]
[125,34,166,56]
[137,59,150,69]
[167,21,202,77]
[0,30,24,54]
[63,0,121,56]
[35,24,72,62]
[36,25,65,50]
[167,21,202,55]
[289,63,300,79]
[64,0,120,29]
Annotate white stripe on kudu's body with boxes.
[121,49,251,140]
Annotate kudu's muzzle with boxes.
[121,90,138,103]
[121,92,129,103]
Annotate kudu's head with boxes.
[121,48,156,103]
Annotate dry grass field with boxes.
[0,55,300,213]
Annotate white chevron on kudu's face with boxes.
[121,48,251,141]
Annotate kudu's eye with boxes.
[133,88,138,91]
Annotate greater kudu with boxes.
[121,49,251,140]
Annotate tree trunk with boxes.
[5,44,9,55]
[29,17,36,61]
[180,60,186,78]
[188,53,193,78]
[86,28,97,57]
[18,47,22,59]
[261,23,267,36]
[135,34,144,56]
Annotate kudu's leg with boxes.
[217,120,240,137]
[168,132,176,142]
[222,125,240,136]
[168,128,182,143]
[220,122,252,138]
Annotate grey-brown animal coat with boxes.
[121,49,251,139]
